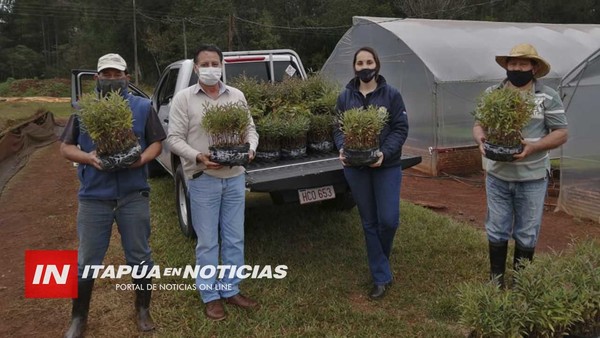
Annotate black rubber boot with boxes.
[513,244,535,271]
[64,279,94,338]
[489,241,508,288]
[133,278,155,332]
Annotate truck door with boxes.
[153,66,180,173]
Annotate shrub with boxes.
[77,92,137,156]
[229,73,339,155]
[340,105,388,150]
[459,240,600,338]
[0,78,70,97]
[514,256,585,337]
[560,241,600,336]
[309,89,337,116]
[308,114,334,143]
[279,113,310,150]
[276,77,304,105]
[458,282,526,337]
[472,87,535,147]
[0,79,11,96]
[228,75,267,119]
[256,114,284,152]
[201,102,250,147]
[300,74,337,102]
[273,102,311,146]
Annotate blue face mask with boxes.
[96,78,128,97]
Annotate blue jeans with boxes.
[77,191,153,280]
[188,173,246,303]
[485,174,548,248]
[344,165,402,285]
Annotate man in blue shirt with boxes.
[60,53,165,337]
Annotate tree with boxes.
[247,11,283,50]
[1,0,599,83]
[394,0,472,19]
[0,44,43,78]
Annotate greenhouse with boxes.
[558,48,600,223]
[321,17,600,175]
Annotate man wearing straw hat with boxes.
[472,43,568,287]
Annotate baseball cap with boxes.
[97,53,127,72]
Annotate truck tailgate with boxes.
[245,154,422,192]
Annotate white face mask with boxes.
[197,66,222,86]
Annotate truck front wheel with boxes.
[175,165,196,238]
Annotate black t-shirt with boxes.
[60,106,166,146]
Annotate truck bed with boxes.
[246,153,422,192]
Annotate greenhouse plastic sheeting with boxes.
[321,17,600,151]
[558,49,600,223]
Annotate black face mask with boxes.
[356,68,377,83]
[506,70,534,87]
[96,78,128,97]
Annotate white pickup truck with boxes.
[71,49,421,238]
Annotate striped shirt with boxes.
[483,80,568,181]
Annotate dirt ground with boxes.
[0,142,598,337]
[402,170,600,253]
[0,96,70,103]
[0,142,77,337]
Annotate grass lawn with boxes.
[0,101,73,132]
[136,176,489,337]
[0,101,487,335]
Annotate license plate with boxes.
[298,185,336,204]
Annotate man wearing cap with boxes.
[473,43,568,287]
[60,53,165,337]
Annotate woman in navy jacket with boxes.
[333,47,409,300]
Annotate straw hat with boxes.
[495,43,550,78]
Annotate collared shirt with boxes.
[195,81,228,96]
[482,80,568,181]
[166,81,259,180]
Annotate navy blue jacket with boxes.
[62,93,164,200]
[333,75,409,168]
